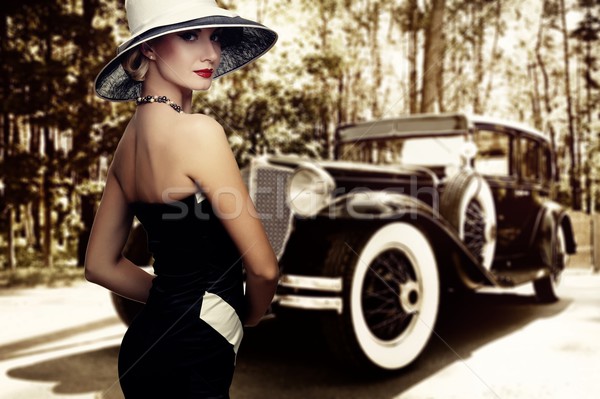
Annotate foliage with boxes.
[1,0,599,270]
[0,0,125,266]
[0,151,42,202]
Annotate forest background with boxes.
[0,0,598,276]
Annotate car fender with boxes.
[316,190,438,221]
[284,191,498,289]
[534,202,577,266]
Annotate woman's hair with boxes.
[121,47,150,81]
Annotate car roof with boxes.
[337,113,550,143]
[337,113,469,141]
[469,114,549,142]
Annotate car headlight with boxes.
[287,164,336,217]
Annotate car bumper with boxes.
[274,274,343,314]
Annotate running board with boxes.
[491,268,551,287]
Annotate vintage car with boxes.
[114,112,576,372]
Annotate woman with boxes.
[85,0,279,397]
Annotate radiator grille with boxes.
[245,162,294,259]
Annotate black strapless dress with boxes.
[118,193,245,399]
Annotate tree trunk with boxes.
[337,73,344,132]
[368,2,382,119]
[31,193,42,251]
[24,202,35,247]
[77,193,97,267]
[437,31,446,113]
[408,0,420,114]
[481,0,502,113]
[1,112,8,159]
[41,2,55,267]
[316,1,334,158]
[421,0,445,113]
[535,2,559,197]
[529,62,543,130]
[1,7,14,264]
[0,8,7,157]
[471,2,484,114]
[6,205,16,270]
[42,126,54,268]
[582,9,594,213]
[559,0,580,210]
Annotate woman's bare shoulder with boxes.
[176,113,229,150]
[175,114,240,184]
[181,113,223,133]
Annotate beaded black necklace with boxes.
[136,95,184,114]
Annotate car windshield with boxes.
[337,135,467,167]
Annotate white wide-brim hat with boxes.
[95,0,278,101]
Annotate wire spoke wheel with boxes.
[362,250,420,341]
[463,199,486,262]
[322,223,439,371]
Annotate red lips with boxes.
[194,69,213,78]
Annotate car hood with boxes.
[261,154,439,189]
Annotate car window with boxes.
[540,142,552,182]
[520,137,539,181]
[338,136,465,166]
[399,136,464,166]
[473,130,511,176]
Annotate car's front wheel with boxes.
[322,222,439,371]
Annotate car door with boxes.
[472,124,521,261]
[511,132,547,253]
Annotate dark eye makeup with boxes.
[178,31,199,41]
[177,29,222,44]
[210,28,223,43]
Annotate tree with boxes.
[421,0,445,113]
[0,0,122,268]
[558,0,581,210]
[391,0,423,114]
[533,0,561,189]
[572,0,600,212]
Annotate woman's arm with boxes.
[84,170,154,303]
[181,115,279,326]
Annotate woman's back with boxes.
[112,108,204,204]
